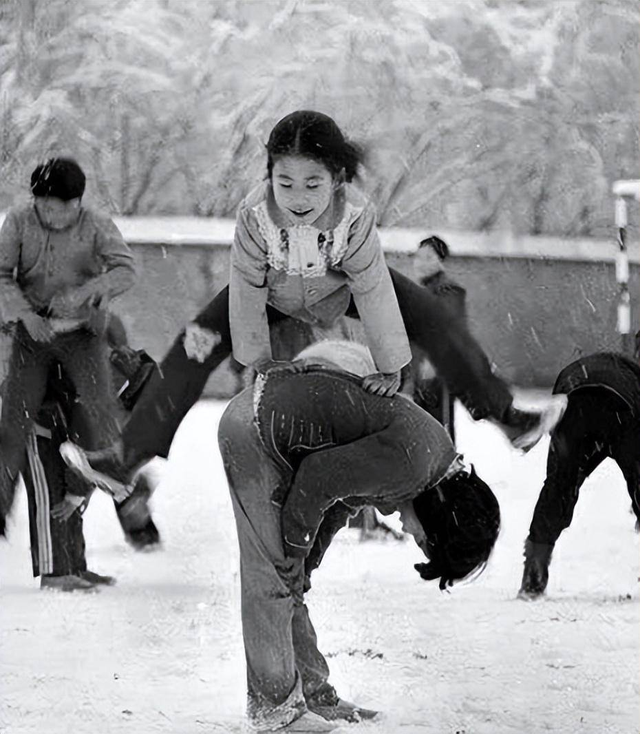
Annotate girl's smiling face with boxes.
[271,155,335,226]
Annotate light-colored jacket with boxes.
[229,181,411,374]
[0,204,136,326]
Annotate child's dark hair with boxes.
[30,158,86,201]
[419,235,450,261]
[412,466,500,590]
[266,110,363,183]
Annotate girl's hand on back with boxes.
[362,370,401,397]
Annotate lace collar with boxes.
[251,185,364,276]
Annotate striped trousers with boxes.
[24,427,87,578]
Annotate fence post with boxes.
[615,195,631,355]
[612,180,640,356]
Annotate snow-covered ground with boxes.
[1,398,638,734]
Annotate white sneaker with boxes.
[511,394,568,451]
[59,441,131,502]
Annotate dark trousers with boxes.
[23,424,152,575]
[0,325,122,510]
[24,430,87,577]
[21,342,161,568]
[120,268,514,467]
[528,388,640,546]
[413,376,456,442]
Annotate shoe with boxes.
[60,440,132,502]
[117,353,157,411]
[80,570,116,586]
[258,711,339,733]
[307,687,379,723]
[309,698,379,723]
[124,520,162,551]
[517,539,554,600]
[502,395,568,452]
[116,473,162,550]
[41,574,97,592]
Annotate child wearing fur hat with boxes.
[0,157,137,535]
[218,340,501,732]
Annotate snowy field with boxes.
[1,397,639,734]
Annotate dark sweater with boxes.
[554,352,640,420]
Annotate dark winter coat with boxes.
[553,352,640,421]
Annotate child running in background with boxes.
[59,110,566,499]
[0,158,137,535]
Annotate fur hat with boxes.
[30,158,86,201]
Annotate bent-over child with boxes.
[518,352,640,599]
[217,341,501,733]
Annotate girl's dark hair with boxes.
[30,157,86,201]
[412,466,500,590]
[266,110,363,183]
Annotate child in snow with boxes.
[518,352,640,599]
[0,158,137,535]
[410,235,465,438]
[410,234,540,446]
[217,340,501,733]
[19,315,160,591]
[59,110,565,499]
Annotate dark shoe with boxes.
[60,440,132,501]
[517,539,554,599]
[114,351,157,411]
[307,688,379,723]
[116,475,162,551]
[124,521,162,551]
[501,395,568,452]
[80,570,116,586]
[41,574,97,592]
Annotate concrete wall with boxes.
[386,251,638,387]
[107,221,638,394]
[2,215,637,393]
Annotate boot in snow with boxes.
[518,539,554,599]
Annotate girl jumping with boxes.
[58,110,566,499]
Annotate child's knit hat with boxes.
[30,158,86,201]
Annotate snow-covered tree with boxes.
[0,0,636,237]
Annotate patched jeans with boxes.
[218,387,335,731]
